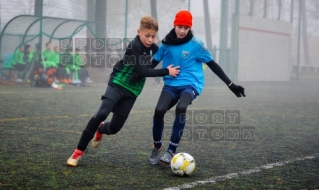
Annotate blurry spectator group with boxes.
[3,42,93,89]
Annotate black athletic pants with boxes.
[154,91,193,119]
[77,83,137,151]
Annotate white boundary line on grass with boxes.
[164,153,319,190]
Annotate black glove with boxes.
[229,83,246,98]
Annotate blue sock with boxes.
[152,116,164,149]
[168,114,186,153]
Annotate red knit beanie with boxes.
[173,10,192,28]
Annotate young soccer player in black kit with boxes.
[67,16,180,167]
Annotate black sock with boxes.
[168,114,186,153]
[77,117,101,151]
[153,116,164,149]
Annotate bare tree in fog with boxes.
[308,0,319,18]
[307,0,319,36]
[299,0,310,65]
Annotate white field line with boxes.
[164,153,319,190]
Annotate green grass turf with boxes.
[0,78,318,189]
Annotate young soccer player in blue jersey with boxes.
[149,10,246,165]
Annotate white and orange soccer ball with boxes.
[170,153,196,176]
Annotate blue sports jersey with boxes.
[153,37,213,94]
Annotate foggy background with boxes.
[0,0,318,83]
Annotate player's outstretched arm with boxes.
[129,47,178,78]
[134,58,180,77]
[206,60,246,98]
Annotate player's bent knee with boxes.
[154,107,167,119]
[107,125,122,135]
[175,105,188,115]
[106,114,128,135]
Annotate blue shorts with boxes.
[162,85,198,102]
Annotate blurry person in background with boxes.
[11,45,26,82]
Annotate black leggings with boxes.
[77,84,136,151]
[154,91,193,119]
[94,97,132,135]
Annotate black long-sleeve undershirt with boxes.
[130,48,168,77]
[206,60,232,86]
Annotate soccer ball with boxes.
[170,153,196,176]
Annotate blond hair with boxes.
[139,16,158,31]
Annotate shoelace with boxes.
[151,149,159,157]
